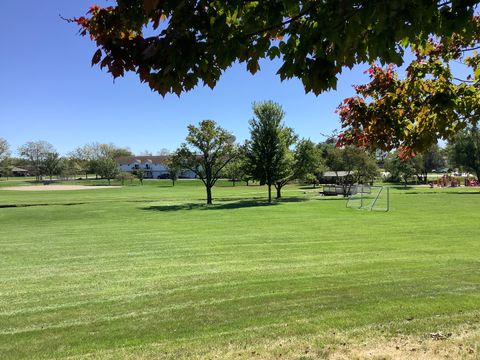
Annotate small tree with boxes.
[222,147,247,187]
[133,168,145,185]
[174,120,236,204]
[96,157,119,185]
[116,172,134,185]
[166,156,182,187]
[384,151,416,187]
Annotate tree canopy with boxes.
[338,15,480,153]
[246,101,297,202]
[75,1,479,96]
[447,125,480,180]
[173,119,236,204]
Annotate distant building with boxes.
[115,156,196,179]
[11,167,29,177]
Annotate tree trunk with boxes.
[172,179,175,186]
[268,184,272,203]
[108,178,111,185]
[232,179,236,187]
[276,184,281,199]
[206,185,213,205]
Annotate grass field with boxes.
[0,180,479,359]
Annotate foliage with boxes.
[411,144,446,183]
[173,120,236,204]
[447,125,480,180]
[41,152,63,180]
[323,145,379,195]
[70,143,132,178]
[294,138,324,187]
[18,141,55,181]
[166,156,181,187]
[75,1,477,96]
[222,146,248,186]
[116,171,134,185]
[246,101,297,202]
[133,168,145,185]
[338,16,480,153]
[384,151,417,187]
[96,157,120,184]
[60,158,83,180]
[0,138,9,160]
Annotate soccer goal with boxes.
[346,185,389,212]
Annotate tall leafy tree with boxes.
[75,2,477,97]
[18,141,55,181]
[448,126,480,180]
[246,101,297,202]
[173,120,236,204]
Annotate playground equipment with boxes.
[465,178,480,187]
[430,174,460,188]
[346,185,389,212]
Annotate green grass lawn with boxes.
[0,181,479,359]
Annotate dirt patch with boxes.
[1,185,120,191]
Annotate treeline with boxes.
[0,141,132,182]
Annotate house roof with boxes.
[116,156,169,165]
[12,167,28,172]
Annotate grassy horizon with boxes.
[0,181,479,359]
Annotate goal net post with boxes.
[346,185,389,212]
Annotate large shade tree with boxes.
[338,15,480,153]
[75,1,478,97]
[173,120,236,205]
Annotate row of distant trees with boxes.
[383,126,480,187]
[0,140,133,183]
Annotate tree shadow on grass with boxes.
[141,197,309,212]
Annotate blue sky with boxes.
[1,1,386,156]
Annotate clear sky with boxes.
[1,1,381,156]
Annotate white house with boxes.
[116,156,196,179]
